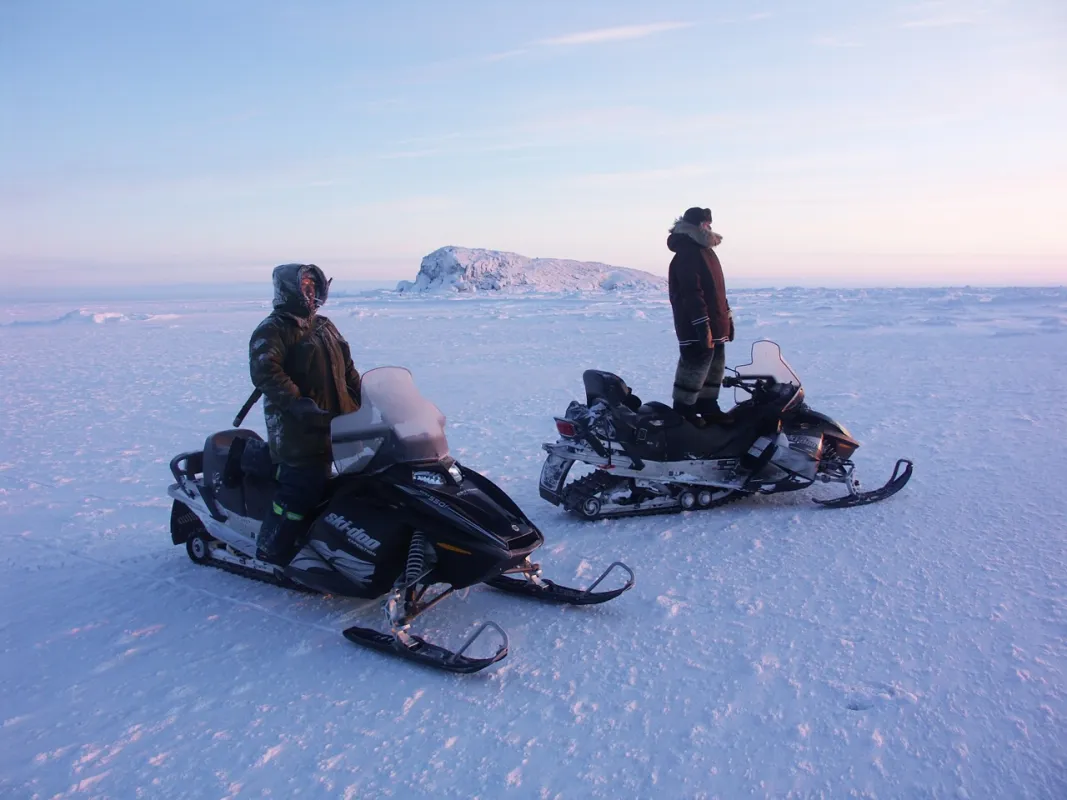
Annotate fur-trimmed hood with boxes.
[668,218,720,251]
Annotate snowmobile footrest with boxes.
[342,622,509,674]
[814,458,913,509]
[488,561,635,605]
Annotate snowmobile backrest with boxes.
[202,429,266,518]
[203,429,263,481]
[582,370,632,409]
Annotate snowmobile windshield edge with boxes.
[330,367,449,474]
[732,340,803,406]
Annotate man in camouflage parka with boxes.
[249,263,361,565]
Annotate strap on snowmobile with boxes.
[233,389,263,427]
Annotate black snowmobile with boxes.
[539,340,913,519]
[168,366,634,674]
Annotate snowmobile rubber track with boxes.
[343,623,509,674]
[561,469,747,520]
[486,561,635,604]
[813,459,914,509]
[198,547,320,595]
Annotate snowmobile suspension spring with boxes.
[404,532,428,585]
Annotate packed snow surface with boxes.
[396,246,665,293]
[1,286,1065,798]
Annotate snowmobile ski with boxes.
[486,560,636,604]
[813,458,913,509]
[342,621,509,675]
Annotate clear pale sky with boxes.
[2,0,1065,288]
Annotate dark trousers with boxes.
[273,462,332,518]
[257,461,331,564]
[672,344,726,406]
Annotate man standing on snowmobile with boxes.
[249,263,361,566]
[667,207,734,427]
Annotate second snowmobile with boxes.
[168,366,634,674]
[539,340,913,519]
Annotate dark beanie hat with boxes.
[682,207,712,225]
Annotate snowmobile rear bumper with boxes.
[539,440,645,505]
[539,450,576,506]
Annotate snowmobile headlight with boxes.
[447,463,463,484]
[413,470,446,486]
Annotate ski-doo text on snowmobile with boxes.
[539,340,912,520]
[168,366,634,674]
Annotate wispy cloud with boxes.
[747,12,775,22]
[813,35,862,48]
[371,23,694,84]
[537,22,693,47]
[386,108,743,158]
[897,0,988,29]
[482,49,529,62]
[377,149,442,160]
[899,16,976,28]
[570,164,717,186]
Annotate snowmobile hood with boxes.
[272,263,331,317]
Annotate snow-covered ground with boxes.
[1,286,1065,798]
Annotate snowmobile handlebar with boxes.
[722,374,780,390]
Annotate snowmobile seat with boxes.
[637,401,677,419]
[662,422,751,459]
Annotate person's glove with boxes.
[289,397,332,430]
[728,309,735,342]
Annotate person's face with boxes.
[300,274,317,307]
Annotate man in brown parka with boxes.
[667,207,734,427]
[249,263,361,565]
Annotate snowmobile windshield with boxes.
[732,340,803,405]
[330,367,449,474]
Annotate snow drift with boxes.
[396,246,665,294]
[4,309,180,327]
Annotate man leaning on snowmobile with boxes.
[249,263,361,566]
[667,206,734,427]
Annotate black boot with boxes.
[255,502,310,567]
[695,397,734,425]
[673,400,706,428]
